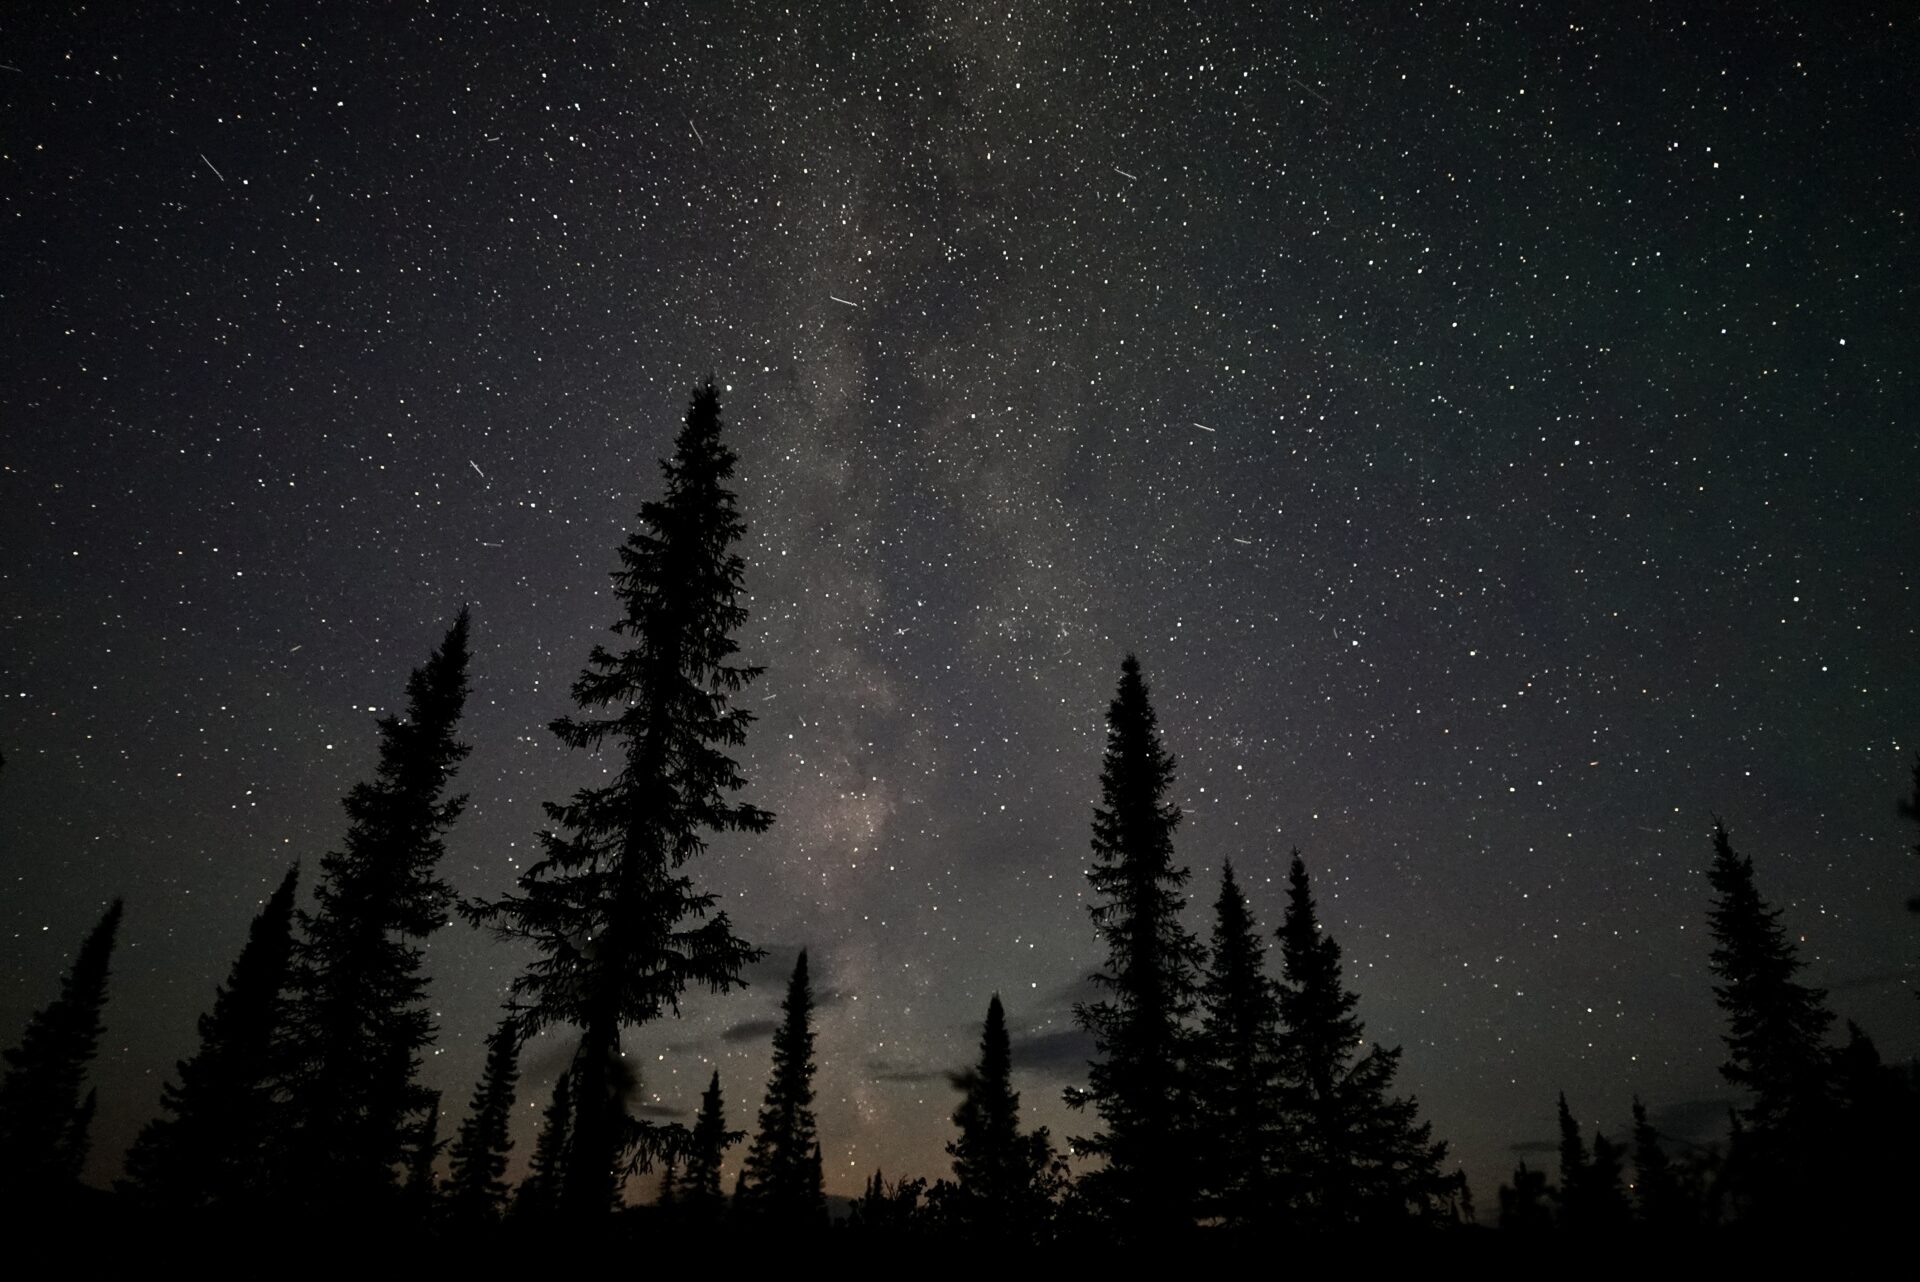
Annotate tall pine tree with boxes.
[1194,862,1283,1225]
[1065,654,1205,1235]
[443,1014,522,1222]
[740,951,825,1229]
[464,382,770,1216]
[1629,1098,1689,1229]
[1556,1093,1630,1231]
[948,993,1056,1238]
[681,1069,737,1225]
[0,899,123,1198]
[1497,1162,1553,1232]
[1705,817,1834,1214]
[402,1090,442,1220]
[122,865,300,1210]
[1275,853,1454,1228]
[278,608,472,1211]
[514,1068,573,1220]
[1554,1091,1589,1228]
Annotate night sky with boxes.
[4,4,1916,1205]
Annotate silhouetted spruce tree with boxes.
[1705,819,1834,1211]
[1630,1098,1688,1230]
[122,866,299,1210]
[948,994,1056,1238]
[1828,1022,1920,1226]
[656,1154,680,1215]
[444,1015,521,1222]
[514,1068,573,1220]
[1065,654,1205,1234]
[848,1168,927,1235]
[1275,853,1454,1228]
[279,608,472,1211]
[1497,1162,1553,1232]
[1551,1094,1628,1230]
[807,1141,825,1211]
[403,1091,442,1219]
[740,951,826,1229]
[463,383,770,1217]
[1586,1130,1631,1229]
[1554,1092,1589,1228]
[1195,862,1283,1225]
[681,1069,737,1225]
[0,899,122,1198]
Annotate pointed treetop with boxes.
[0,898,125,1190]
[121,867,298,1210]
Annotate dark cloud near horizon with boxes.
[1008,1028,1097,1078]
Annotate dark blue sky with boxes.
[3,2,1915,1201]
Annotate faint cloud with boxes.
[1008,1027,1096,1077]
[867,1057,951,1085]
[1648,1097,1734,1142]
[720,1017,780,1044]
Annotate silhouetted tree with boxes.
[1630,1098,1689,1230]
[279,608,472,1212]
[656,1154,680,1215]
[848,1168,926,1235]
[1065,654,1205,1235]
[681,1069,737,1225]
[1828,1021,1920,1227]
[1554,1092,1588,1227]
[464,383,770,1217]
[1194,861,1283,1225]
[1586,1131,1631,1228]
[1275,853,1455,1227]
[1705,819,1835,1212]
[0,899,122,1197]
[443,1015,521,1222]
[1550,1093,1629,1231]
[740,952,825,1229]
[403,1091,442,1219]
[514,1068,573,1220]
[1497,1162,1554,1232]
[1707,819,1835,1122]
[122,866,299,1210]
[948,994,1057,1238]
[1445,1169,1476,1226]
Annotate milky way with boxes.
[4,4,1915,1201]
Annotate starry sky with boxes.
[4,3,1916,1205]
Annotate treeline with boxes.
[1496,811,1920,1233]
[2,383,1916,1244]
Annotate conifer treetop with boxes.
[444,1013,522,1219]
[122,866,299,1209]
[0,898,124,1189]
[466,383,769,1040]
[741,950,825,1224]
[1704,818,1835,1127]
[1067,654,1205,1231]
[282,607,474,1204]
